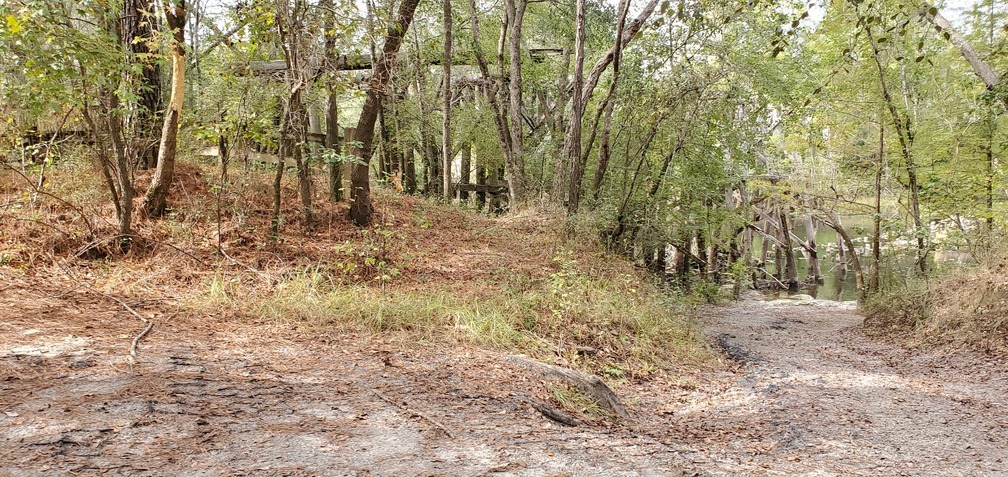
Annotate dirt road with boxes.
[2,287,1005,476]
[682,295,1008,475]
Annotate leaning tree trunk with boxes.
[824,213,865,294]
[349,0,422,226]
[920,2,999,91]
[144,0,185,218]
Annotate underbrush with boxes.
[3,154,716,380]
[862,258,1008,355]
[197,249,715,380]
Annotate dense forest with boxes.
[5,0,1008,291]
[1,0,1007,473]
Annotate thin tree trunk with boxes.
[861,12,926,274]
[804,212,821,283]
[80,104,123,223]
[592,98,615,203]
[573,0,629,211]
[323,0,342,202]
[551,46,572,205]
[503,0,527,204]
[781,207,798,288]
[476,154,487,210]
[441,0,453,199]
[987,120,995,232]
[292,97,312,228]
[758,217,771,279]
[561,0,586,214]
[870,119,883,293]
[107,93,135,242]
[144,0,185,218]
[349,0,422,226]
[326,94,342,201]
[276,0,312,228]
[459,142,471,201]
[377,98,390,180]
[836,215,848,273]
[466,0,514,200]
[574,0,660,104]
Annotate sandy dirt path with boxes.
[686,296,1008,475]
[2,285,1006,476]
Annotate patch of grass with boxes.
[548,383,610,421]
[193,244,716,379]
[862,258,1008,355]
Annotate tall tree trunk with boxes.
[123,0,163,169]
[144,0,185,218]
[503,0,527,204]
[476,153,487,210]
[571,0,629,212]
[591,98,615,203]
[291,96,312,227]
[760,216,772,279]
[274,0,312,228]
[377,99,390,180]
[349,0,422,226]
[781,207,798,288]
[986,119,995,232]
[107,92,135,242]
[572,0,660,105]
[551,46,572,205]
[466,0,514,201]
[326,94,342,201]
[861,10,926,274]
[870,119,884,293]
[589,0,633,205]
[441,0,453,199]
[560,0,586,214]
[836,215,848,273]
[323,0,342,202]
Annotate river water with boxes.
[757,216,935,302]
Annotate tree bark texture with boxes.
[144,0,185,218]
[349,0,422,226]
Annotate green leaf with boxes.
[5,14,22,34]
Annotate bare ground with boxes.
[2,283,1006,476]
